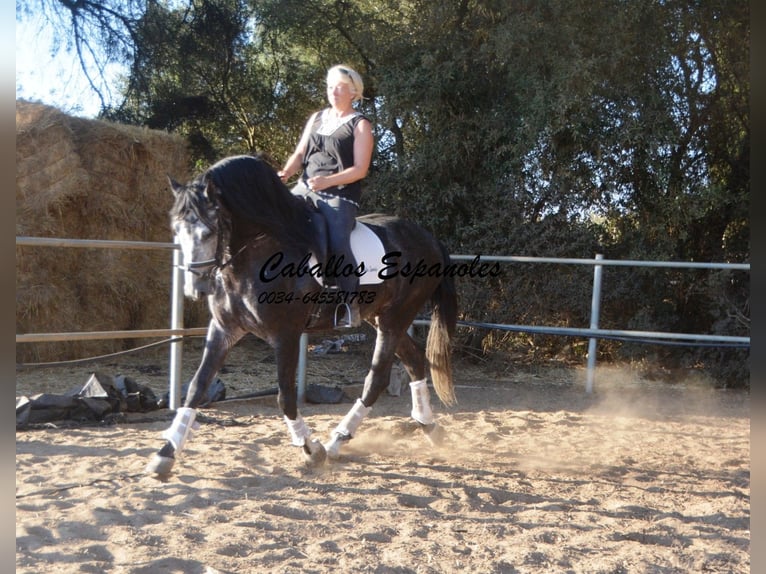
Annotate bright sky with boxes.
[16,14,115,118]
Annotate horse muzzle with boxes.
[179,260,217,299]
[184,271,216,299]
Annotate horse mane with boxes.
[203,155,318,253]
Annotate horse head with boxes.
[168,175,221,299]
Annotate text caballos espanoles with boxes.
[259,251,502,284]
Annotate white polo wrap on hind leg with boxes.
[284,414,312,447]
[333,398,371,438]
[324,398,371,459]
[410,379,434,425]
[162,407,199,452]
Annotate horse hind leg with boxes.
[324,326,398,459]
[323,397,373,459]
[409,379,446,445]
[396,332,446,446]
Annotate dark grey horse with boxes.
[147,155,457,476]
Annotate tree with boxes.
[17,0,147,111]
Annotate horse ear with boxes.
[168,176,184,197]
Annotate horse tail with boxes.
[426,243,458,406]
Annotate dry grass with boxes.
[15,100,209,363]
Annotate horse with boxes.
[146,154,457,477]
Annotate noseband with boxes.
[177,257,218,277]
[176,236,264,277]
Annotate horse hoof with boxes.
[302,439,327,467]
[323,433,349,460]
[145,454,175,477]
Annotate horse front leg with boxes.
[275,336,327,467]
[146,321,240,477]
[324,326,399,459]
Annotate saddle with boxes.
[303,207,384,329]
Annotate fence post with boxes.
[586,253,604,393]
[297,332,308,404]
[168,238,184,410]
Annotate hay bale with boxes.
[16,100,207,363]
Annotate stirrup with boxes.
[334,303,359,329]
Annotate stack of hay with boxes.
[16,100,207,363]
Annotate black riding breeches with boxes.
[291,184,359,293]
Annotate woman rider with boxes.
[278,65,373,328]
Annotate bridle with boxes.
[176,235,265,277]
[174,186,264,281]
[177,256,218,277]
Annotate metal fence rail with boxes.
[16,236,195,409]
[448,253,750,270]
[440,253,750,392]
[16,237,750,406]
[16,328,208,343]
[15,237,177,250]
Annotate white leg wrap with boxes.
[325,399,371,459]
[284,414,312,447]
[162,407,199,453]
[333,398,371,438]
[410,379,434,425]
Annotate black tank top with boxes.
[302,109,368,204]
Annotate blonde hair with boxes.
[327,65,365,102]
